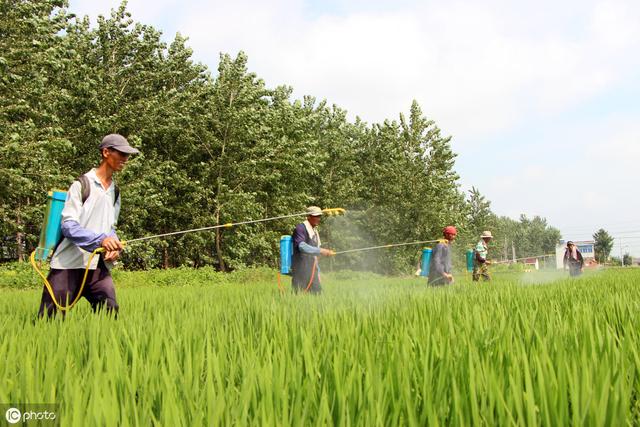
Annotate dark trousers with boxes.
[38,258,119,318]
[292,255,322,294]
[569,263,582,277]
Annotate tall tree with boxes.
[490,215,560,262]
[0,0,566,274]
[461,187,495,252]
[593,229,614,263]
[346,100,466,273]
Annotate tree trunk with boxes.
[504,237,508,261]
[16,210,24,262]
[163,246,169,269]
[215,209,226,272]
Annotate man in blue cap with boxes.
[291,206,335,293]
[38,134,140,317]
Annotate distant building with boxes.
[523,258,540,270]
[555,240,596,269]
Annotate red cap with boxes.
[443,226,457,236]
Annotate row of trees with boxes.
[0,0,561,273]
[464,187,561,262]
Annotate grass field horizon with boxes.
[1,266,639,425]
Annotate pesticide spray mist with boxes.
[318,211,435,307]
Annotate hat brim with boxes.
[308,213,323,217]
[111,145,140,154]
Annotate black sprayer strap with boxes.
[76,174,119,206]
[77,175,91,205]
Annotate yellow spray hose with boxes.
[275,208,344,294]
[276,257,319,295]
[126,208,346,245]
[304,257,319,293]
[333,239,440,255]
[31,208,346,301]
[29,247,106,311]
[490,254,555,265]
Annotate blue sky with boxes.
[69,0,640,257]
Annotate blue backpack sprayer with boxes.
[30,179,121,311]
[466,249,474,273]
[276,208,345,292]
[34,190,67,262]
[31,190,99,312]
[278,230,441,291]
[31,194,348,309]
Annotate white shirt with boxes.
[50,169,120,270]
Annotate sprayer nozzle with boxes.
[322,208,346,217]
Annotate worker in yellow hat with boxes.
[473,230,493,282]
[290,206,335,293]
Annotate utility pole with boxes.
[504,237,508,262]
[512,241,516,262]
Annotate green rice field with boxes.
[1,266,639,426]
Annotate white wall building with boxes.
[555,240,595,269]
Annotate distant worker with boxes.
[563,241,584,277]
[291,206,335,293]
[38,134,139,318]
[473,230,493,282]
[428,226,457,286]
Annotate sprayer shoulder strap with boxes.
[76,175,120,206]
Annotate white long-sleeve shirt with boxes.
[50,169,120,270]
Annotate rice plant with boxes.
[1,267,639,425]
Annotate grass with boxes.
[1,265,639,425]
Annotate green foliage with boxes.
[609,256,622,267]
[1,268,640,424]
[484,215,561,262]
[333,101,465,274]
[0,1,560,274]
[0,0,73,261]
[593,228,614,263]
[466,186,494,238]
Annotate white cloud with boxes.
[69,0,640,139]
[67,0,640,253]
[482,114,640,253]
[173,0,640,143]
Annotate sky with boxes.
[69,0,640,257]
